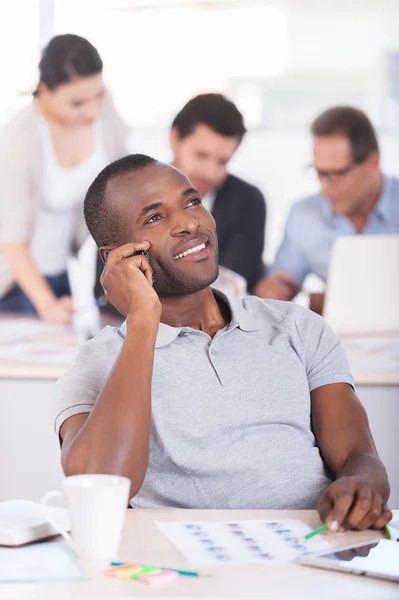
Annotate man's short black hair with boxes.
[172,93,247,141]
[311,106,379,163]
[84,153,156,247]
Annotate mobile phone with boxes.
[104,249,150,263]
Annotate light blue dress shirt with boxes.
[271,175,399,285]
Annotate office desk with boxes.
[0,509,398,599]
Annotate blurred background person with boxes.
[254,106,399,313]
[0,34,127,324]
[170,93,267,294]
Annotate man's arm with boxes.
[253,270,300,301]
[3,242,74,323]
[60,242,161,499]
[311,383,391,531]
[254,204,308,300]
[309,292,325,315]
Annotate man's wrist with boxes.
[337,455,390,501]
[126,304,161,333]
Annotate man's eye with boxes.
[187,198,202,207]
[146,214,162,224]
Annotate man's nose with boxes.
[208,163,224,182]
[170,211,200,237]
[199,159,221,182]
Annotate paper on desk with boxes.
[344,336,399,374]
[0,319,75,345]
[0,342,79,365]
[0,542,85,582]
[0,318,80,365]
[156,520,331,565]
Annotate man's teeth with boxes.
[174,242,206,260]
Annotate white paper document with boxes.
[344,336,399,374]
[0,319,80,366]
[156,519,331,565]
[0,319,74,345]
[0,342,79,365]
[0,542,85,582]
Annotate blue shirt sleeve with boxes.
[270,204,310,286]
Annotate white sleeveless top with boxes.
[30,119,108,276]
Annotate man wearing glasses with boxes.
[254,106,399,313]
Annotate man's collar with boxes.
[217,289,259,332]
[119,288,259,349]
[120,319,182,349]
[320,174,392,223]
[320,194,334,221]
[373,175,392,221]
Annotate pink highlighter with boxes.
[138,570,178,584]
[106,564,179,584]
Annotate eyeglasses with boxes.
[305,162,360,184]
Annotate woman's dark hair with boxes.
[311,106,379,163]
[34,34,103,95]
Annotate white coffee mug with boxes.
[41,474,130,559]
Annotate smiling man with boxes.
[54,154,392,533]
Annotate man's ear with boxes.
[367,152,380,171]
[99,246,114,264]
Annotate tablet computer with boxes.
[297,539,399,583]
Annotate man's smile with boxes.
[174,242,207,260]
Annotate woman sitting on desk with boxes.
[0,34,128,323]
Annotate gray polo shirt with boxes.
[54,293,354,510]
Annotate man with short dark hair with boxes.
[170,93,266,293]
[254,106,399,312]
[54,154,391,532]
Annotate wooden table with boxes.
[0,510,398,599]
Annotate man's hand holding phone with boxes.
[100,242,161,319]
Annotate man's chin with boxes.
[329,199,349,214]
[156,266,219,297]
